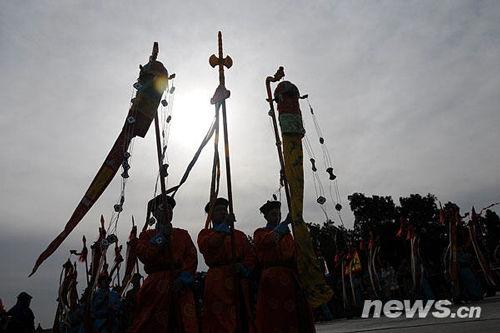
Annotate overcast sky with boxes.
[1,0,499,327]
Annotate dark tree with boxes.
[348,192,397,240]
[398,194,439,230]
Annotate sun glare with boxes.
[169,89,216,148]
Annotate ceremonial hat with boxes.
[259,200,281,215]
[205,197,229,213]
[17,292,32,300]
[148,193,176,211]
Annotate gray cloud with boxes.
[1,0,499,327]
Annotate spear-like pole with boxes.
[265,66,292,211]
[150,42,168,206]
[208,31,237,264]
[450,209,459,300]
[132,216,140,275]
[209,32,236,257]
[209,31,234,213]
[209,31,246,330]
[82,236,90,287]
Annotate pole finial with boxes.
[209,32,232,105]
[151,42,159,61]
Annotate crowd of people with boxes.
[309,193,500,321]
[2,193,499,332]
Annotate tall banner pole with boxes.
[265,67,292,208]
[150,42,168,202]
[450,209,459,300]
[208,31,248,331]
[209,31,234,213]
[265,67,333,308]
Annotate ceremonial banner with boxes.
[275,81,333,308]
[120,225,139,293]
[30,46,169,276]
[469,208,496,286]
[30,132,132,276]
[344,251,362,275]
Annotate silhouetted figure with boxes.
[6,292,35,333]
[122,273,142,330]
[91,273,123,333]
[129,194,199,333]
[198,197,257,333]
[0,298,7,333]
[457,246,482,301]
[254,200,315,332]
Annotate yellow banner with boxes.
[283,134,333,308]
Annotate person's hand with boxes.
[274,222,290,236]
[225,213,236,224]
[282,214,293,225]
[213,223,231,235]
[234,263,251,278]
[173,271,194,292]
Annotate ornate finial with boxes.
[209,31,233,105]
[150,42,159,62]
[209,31,233,87]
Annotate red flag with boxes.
[90,216,107,281]
[30,132,131,277]
[406,224,415,241]
[334,254,340,264]
[439,208,446,225]
[396,226,403,238]
[396,216,407,239]
[120,224,139,291]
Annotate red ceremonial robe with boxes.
[198,228,257,333]
[129,227,199,333]
[254,227,315,333]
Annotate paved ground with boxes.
[316,296,500,332]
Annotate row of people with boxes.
[129,195,314,333]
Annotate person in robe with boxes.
[253,200,315,333]
[198,197,257,333]
[457,244,482,301]
[0,298,7,333]
[5,292,35,333]
[90,272,123,333]
[129,194,198,333]
[122,273,142,331]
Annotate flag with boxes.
[120,224,138,293]
[30,53,169,276]
[275,81,333,308]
